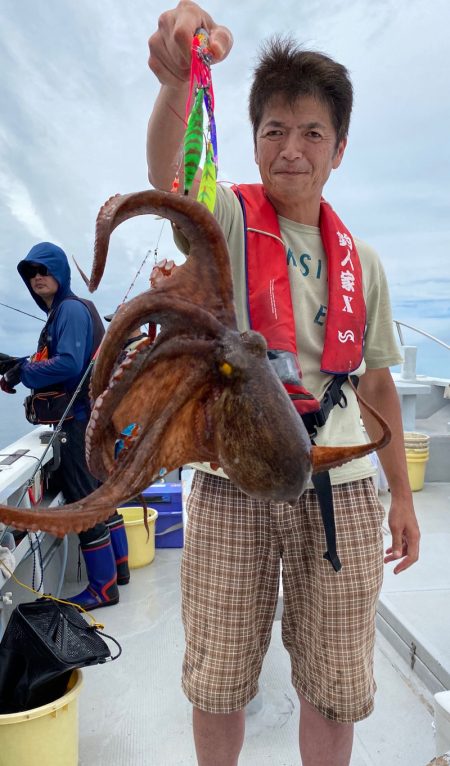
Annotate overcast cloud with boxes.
[0,0,448,417]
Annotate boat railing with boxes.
[0,427,67,636]
[393,319,450,353]
[392,318,449,415]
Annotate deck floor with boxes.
[75,500,443,766]
[378,482,450,695]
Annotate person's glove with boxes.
[0,362,23,394]
[0,353,21,375]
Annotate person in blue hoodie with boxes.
[0,241,130,609]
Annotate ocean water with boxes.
[0,345,448,452]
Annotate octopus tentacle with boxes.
[310,382,391,472]
[91,191,235,327]
[87,338,216,480]
[96,363,214,500]
[91,293,227,401]
[87,341,159,479]
[0,486,124,538]
[0,365,212,536]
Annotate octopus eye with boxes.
[219,361,233,377]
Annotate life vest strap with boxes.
[300,374,359,437]
[311,471,342,573]
[305,374,360,573]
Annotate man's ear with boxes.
[332,138,347,170]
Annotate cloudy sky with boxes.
[0,0,449,443]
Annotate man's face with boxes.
[254,94,347,219]
[27,264,59,305]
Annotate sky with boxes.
[0,0,449,445]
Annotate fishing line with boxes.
[119,216,167,306]
[0,301,45,322]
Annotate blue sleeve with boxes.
[21,300,93,389]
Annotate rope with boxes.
[0,560,104,630]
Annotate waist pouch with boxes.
[24,390,75,425]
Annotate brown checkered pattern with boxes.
[181,471,385,722]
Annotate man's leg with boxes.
[193,708,245,766]
[56,419,119,609]
[281,481,384,766]
[182,473,279,765]
[299,696,353,766]
[52,418,99,502]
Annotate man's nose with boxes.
[280,133,304,160]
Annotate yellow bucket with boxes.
[121,506,158,568]
[406,451,429,492]
[405,447,429,457]
[0,669,82,766]
[404,431,430,450]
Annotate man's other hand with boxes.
[0,353,21,375]
[0,362,23,393]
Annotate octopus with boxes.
[0,190,390,537]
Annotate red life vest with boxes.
[232,184,366,416]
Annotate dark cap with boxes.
[104,305,122,322]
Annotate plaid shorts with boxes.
[181,471,385,722]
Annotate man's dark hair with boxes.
[249,37,353,148]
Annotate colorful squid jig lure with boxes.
[172,27,218,213]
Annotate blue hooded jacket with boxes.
[17,242,102,419]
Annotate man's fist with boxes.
[148,1,233,87]
[0,362,23,394]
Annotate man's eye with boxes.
[308,131,322,139]
[265,130,282,138]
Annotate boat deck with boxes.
[71,482,450,765]
[378,482,450,694]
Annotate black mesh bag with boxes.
[0,598,121,713]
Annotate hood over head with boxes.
[17,242,74,312]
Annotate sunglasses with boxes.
[25,264,49,279]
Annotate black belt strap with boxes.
[301,374,351,437]
[311,471,342,573]
[300,374,361,573]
